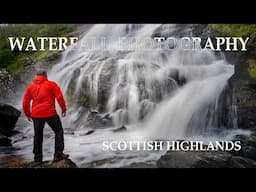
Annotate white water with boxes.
[8,24,250,167]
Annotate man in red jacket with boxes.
[22,70,69,163]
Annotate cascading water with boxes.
[11,24,250,168]
[49,24,235,138]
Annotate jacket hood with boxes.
[34,75,48,84]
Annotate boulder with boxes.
[229,156,256,168]
[231,134,256,160]
[157,150,256,168]
[0,103,21,137]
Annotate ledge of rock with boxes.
[14,159,78,168]
[157,150,256,168]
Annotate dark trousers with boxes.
[32,114,64,161]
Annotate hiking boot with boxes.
[34,156,42,163]
[53,153,69,162]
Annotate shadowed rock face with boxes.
[157,134,256,168]
[157,150,256,168]
[0,103,20,146]
[0,103,20,136]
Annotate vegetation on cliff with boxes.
[210,24,256,42]
[209,24,256,80]
[0,24,80,76]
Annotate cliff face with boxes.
[193,24,256,130]
[223,41,256,130]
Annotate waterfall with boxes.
[48,24,235,140]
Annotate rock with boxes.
[23,57,37,68]
[157,150,230,168]
[229,156,256,168]
[85,110,113,128]
[85,130,95,135]
[64,130,75,135]
[90,109,98,114]
[0,133,12,146]
[157,150,256,168]
[12,136,28,144]
[139,100,156,120]
[98,59,116,111]
[0,69,14,98]
[124,161,157,168]
[0,103,21,137]
[190,25,256,130]
[18,159,78,168]
[0,154,27,168]
[81,156,124,168]
[231,134,256,160]
[79,130,95,136]
[113,125,127,132]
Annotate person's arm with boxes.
[53,83,67,117]
[22,86,32,121]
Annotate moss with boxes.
[0,24,80,77]
[77,96,89,106]
[209,24,256,45]
[210,24,256,38]
[248,59,256,79]
[244,94,256,107]
[34,50,59,61]
[7,55,26,76]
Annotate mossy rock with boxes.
[248,59,256,79]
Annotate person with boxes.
[22,70,69,163]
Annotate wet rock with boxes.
[81,156,124,168]
[0,134,12,146]
[191,25,256,130]
[0,69,14,98]
[85,130,95,135]
[90,109,99,114]
[86,111,113,128]
[79,130,95,136]
[0,154,27,168]
[139,100,156,120]
[113,125,127,132]
[124,161,157,168]
[229,156,256,168]
[231,133,256,160]
[0,103,21,137]
[18,159,78,168]
[157,150,230,168]
[23,57,37,68]
[98,59,116,111]
[64,130,75,135]
[12,136,28,144]
[157,150,256,168]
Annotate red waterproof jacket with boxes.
[22,75,66,118]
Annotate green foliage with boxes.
[244,93,256,107]
[209,24,256,43]
[0,49,15,68]
[248,59,256,79]
[0,24,79,75]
